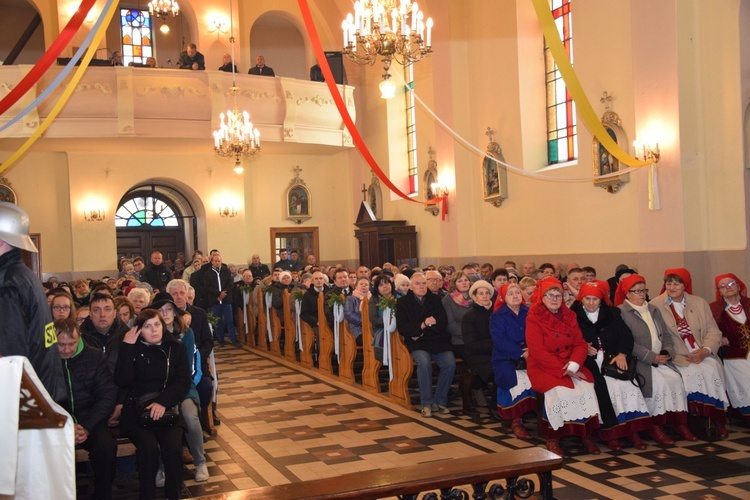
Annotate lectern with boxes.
[354,202,418,268]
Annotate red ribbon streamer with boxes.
[0,0,96,117]
[297,0,447,220]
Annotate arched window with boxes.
[545,0,577,165]
[115,193,180,227]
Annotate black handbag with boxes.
[135,346,180,428]
[515,343,527,370]
[601,353,645,388]
[136,392,179,427]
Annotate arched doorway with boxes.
[115,183,197,262]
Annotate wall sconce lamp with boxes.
[425,183,449,217]
[83,209,106,222]
[208,19,228,37]
[633,141,660,164]
[219,206,238,218]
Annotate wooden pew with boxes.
[194,448,563,500]
[316,292,333,375]
[360,296,382,395]
[256,287,268,351]
[235,287,257,346]
[282,289,296,361]
[269,307,282,356]
[299,320,314,369]
[388,328,414,409]
[246,288,257,347]
[338,317,357,384]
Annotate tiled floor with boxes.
[80,346,750,498]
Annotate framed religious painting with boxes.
[0,177,17,204]
[365,172,383,220]
[423,147,440,215]
[592,107,630,193]
[285,166,312,224]
[483,140,508,207]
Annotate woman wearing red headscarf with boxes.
[526,277,601,456]
[489,283,536,439]
[710,273,750,423]
[651,268,729,439]
[572,281,652,451]
[617,274,692,444]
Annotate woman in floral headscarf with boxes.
[526,277,601,456]
[651,268,729,439]
[710,272,750,423]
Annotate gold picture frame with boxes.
[285,166,312,224]
[483,141,508,207]
[592,110,630,193]
[0,177,17,204]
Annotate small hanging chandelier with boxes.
[148,0,179,34]
[212,0,260,174]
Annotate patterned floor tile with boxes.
[75,346,750,499]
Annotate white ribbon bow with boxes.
[265,291,273,342]
[333,302,344,362]
[382,307,396,381]
[242,291,250,334]
[294,299,303,351]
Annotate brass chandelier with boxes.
[341,1,433,96]
[212,0,260,174]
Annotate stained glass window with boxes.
[120,9,153,67]
[405,64,418,195]
[115,194,179,227]
[544,0,577,164]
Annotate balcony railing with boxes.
[0,65,356,148]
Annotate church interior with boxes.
[3,0,750,498]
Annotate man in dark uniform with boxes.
[0,202,66,403]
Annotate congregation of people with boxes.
[11,226,750,496]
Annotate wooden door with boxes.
[116,228,185,261]
[270,227,319,265]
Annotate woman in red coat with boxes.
[526,277,601,456]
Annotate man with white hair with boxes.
[395,272,455,417]
[0,202,66,403]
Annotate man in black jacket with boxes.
[56,318,117,500]
[248,254,270,282]
[80,293,130,374]
[300,271,327,329]
[0,202,66,403]
[142,250,171,293]
[324,268,351,329]
[395,273,455,418]
[202,253,240,347]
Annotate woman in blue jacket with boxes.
[490,283,536,439]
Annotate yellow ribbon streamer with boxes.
[532,0,650,169]
[0,1,118,175]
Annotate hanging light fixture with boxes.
[342,1,433,97]
[212,0,260,174]
[148,0,179,34]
